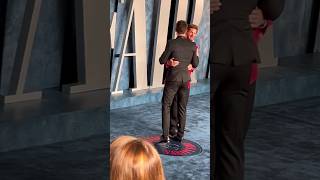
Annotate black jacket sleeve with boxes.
[159,41,173,64]
[258,0,285,20]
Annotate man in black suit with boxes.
[159,20,199,143]
[210,0,284,179]
[167,24,199,138]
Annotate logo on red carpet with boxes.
[143,135,202,156]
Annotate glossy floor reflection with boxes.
[246,97,320,180]
[0,135,107,180]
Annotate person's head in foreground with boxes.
[110,136,165,180]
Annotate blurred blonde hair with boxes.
[110,136,165,180]
[110,136,137,159]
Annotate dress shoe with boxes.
[159,135,170,143]
[169,128,177,138]
[172,135,183,142]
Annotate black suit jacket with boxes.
[210,0,285,65]
[160,36,199,83]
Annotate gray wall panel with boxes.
[1,0,27,94]
[26,0,64,92]
[273,0,313,58]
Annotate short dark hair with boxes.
[175,20,188,34]
[188,24,199,32]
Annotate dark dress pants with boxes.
[170,94,179,136]
[211,63,251,180]
[170,89,190,136]
[162,81,189,138]
[245,82,256,139]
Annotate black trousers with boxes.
[162,81,189,138]
[211,63,254,180]
[170,94,179,135]
[170,89,191,135]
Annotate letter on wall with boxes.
[150,0,172,88]
[112,0,148,93]
[110,12,116,49]
[63,0,109,94]
[1,0,42,103]
[190,0,204,26]
[171,0,189,38]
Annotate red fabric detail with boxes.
[252,20,272,44]
[250,20,272,84]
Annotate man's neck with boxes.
[176,34,186,38]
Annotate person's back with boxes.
[210,1,285,179]
[213,0,257,24]
[159,20,199,142]
[211,0,284,65]
[211,0,259,66]
[161,37,198,82]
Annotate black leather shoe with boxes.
[169,129,177,138]
[169,133,177,138]
[159,135,170,143]
[172,135,183,143]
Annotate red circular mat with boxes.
[142,135,202,156]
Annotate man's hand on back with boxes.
[167,58,180,67]
[249,7,267,28]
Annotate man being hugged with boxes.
[159,20,199,143]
